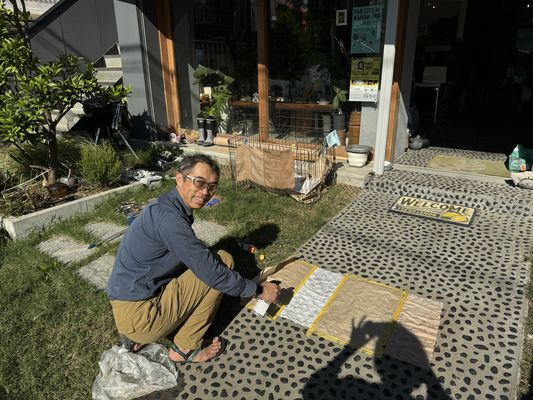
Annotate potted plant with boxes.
[193,65,234,146]
[330,85,348,145]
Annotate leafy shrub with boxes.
[120,146,159,171]
[120,142,182,172]
[5,136,92,181]
[0,146,19,191]
[78,143,122,186]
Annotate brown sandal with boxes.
[119,335,145,353]
[169,337,227,363]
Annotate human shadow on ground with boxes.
[302,319,452,400]
[207,223,281,338]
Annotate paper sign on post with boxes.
[325,130,341,148]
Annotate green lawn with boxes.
[0,175,359,400]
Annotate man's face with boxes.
[175,162,219,209]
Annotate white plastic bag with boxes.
[92,344,182,400]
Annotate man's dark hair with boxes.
[178,154,220,178]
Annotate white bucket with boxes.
[346,145,372,168]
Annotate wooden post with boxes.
[385,0,409,162]
[257,0,269,142]
[156,0,180,133]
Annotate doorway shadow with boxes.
[302,319,452,400]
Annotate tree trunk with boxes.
[47,132,59,185]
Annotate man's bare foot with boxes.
[132,343,144,352]
[169,337,224,363]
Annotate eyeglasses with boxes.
[184,175,218,192]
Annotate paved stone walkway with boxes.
[37,220,229,291]
[78,254,116,290]
[174,166,531,399]
[84,221,126,244]
[34,159,533,399]
[37,236,94,264]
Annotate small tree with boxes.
[0,0,129,184]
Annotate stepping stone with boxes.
[84,221,127,243]
[192,220,229,246]
[37,235,93,264]
[77,254,115,290]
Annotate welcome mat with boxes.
[390,196,476,226]
[427,154,510,178]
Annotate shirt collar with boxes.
[173,188,193,218]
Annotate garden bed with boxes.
[0,181,143,240]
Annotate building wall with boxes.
[113,0,166,137]
[172,2,197,130]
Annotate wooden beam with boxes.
[385,0,409,161]
[156,0,180,133]
[256,0,269,142]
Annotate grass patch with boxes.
[0,176,359,399]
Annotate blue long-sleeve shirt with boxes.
[106,188,257,301]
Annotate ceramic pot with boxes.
[346,144,372,167]
[332,113,346,131]
[47,182,69,198]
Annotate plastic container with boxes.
[346,145,372,167]
[238,241,257,253]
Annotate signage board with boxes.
[349,57,380,102]
[350,5,383,54]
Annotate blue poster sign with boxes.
[350,5,383,54]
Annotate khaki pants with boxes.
[110,250,233,350]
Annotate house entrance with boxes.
[409,0,533,156]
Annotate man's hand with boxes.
[258,281,280,303]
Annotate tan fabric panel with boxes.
[385,294,443,369]
[428,154,510,178]
[246,259,316,319]
[308,276,407,356]
[235,145,294,189]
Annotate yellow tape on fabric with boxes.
[244,260,318,320]
[306,274,350,337]
[270,262,318,320]
[307,274,408,357]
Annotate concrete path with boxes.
[37,236,94,264]
[34,160,533,399]
[171,166,532,400]
[37,220,229,291]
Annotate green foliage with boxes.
[78,142,122,186]
[87,84,132,107]
[193,64,234,120]
[6,135,91,178]
[120,146,158,171]
[269,3,333,80]
[0,146,19,190]
[206,85,231,119]
[331,85,348,112]
[0,1,130,184]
